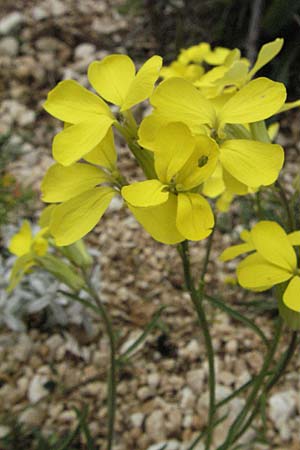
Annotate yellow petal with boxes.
[127,193,184,244]
[153,123,195,183]
[219,78,286,125]
[121,180,169,207]
[84,128,117,169]
[43,80,111,123]
[88,54,135,106]
[53,116,114,166]
[176,193,214,241]
[175,135,219,189]
[240,230,251,242]
[138,114,168,149]
[150,78,216,132]
[216,191,234,212]
[202,163,225,198]
[32,237,48,256]
[268,122,279,141]
[251,221,297,272]
[223,168,249,195]
[9,221,32,256]
[248,38,284,78]
[283,276,300,312]
[220,242,254,262]
[50,187,116,246]
[204,46,231,65]
[41,163,110,203]
[38,205,57,228]
[288,231,300,246]
[220,139,284,187]
[237,252,292,290]
[8,254,35,292]
[121,55,162,111]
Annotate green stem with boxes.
[198,223,216,294]
[230,331,298,446]
[275,180,295,232]
[216,317,283,450]
[83,274,117,450]
[179,241,216,450]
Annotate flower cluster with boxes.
[220,221,300,315]
[32,40,298,248]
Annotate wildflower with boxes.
[41,130,119,246]
[121,122,216,243]
[43,54,162,166]
[220,221,300,312]
[139,77,285,191]
[195,38,284,97]
[8,221,49,290]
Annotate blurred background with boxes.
[1,1,300,449]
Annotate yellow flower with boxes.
[121,123,216,243]
[161,42,231,83]
[139,77,285,192]
[8,221,49,291]
[195,39,283,97]
[44,54,162,166]
[41,130,119,246]
[220,221,300,312]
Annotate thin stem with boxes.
[83,273,117,450]
[179,241,215,450]
[216,317,283,450]
[275,180,295,232]
[198,223,216,294]
[230,331,298,446]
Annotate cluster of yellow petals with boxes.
[37,39,299,248]
[220,221,300,313]
[8,221,49,291]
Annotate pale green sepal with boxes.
[36,254,84,291]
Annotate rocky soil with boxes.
[1,1,300,449]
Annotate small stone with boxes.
[147,441,180,450]
[46,334,64,354]
[35,37,62,51]
[17,376,29,397]
[28,374,49,403]
[32,6,48,20]
[137,386,154,401]
[59,410,77,423]
[0,12,24,35]
[14,334,33,362]
[130,412,145,428]
[108,196,123,212]
[186,369,205,395]
[0,37,18,56]
[0,426,10,438]
[17,109,36,126]
[48,0,67,16]
[19,407,46,427]
[165,405,182,434]
[225,339,238,354]
[218,371,235,386]
[74,43,96,60]
[269,390,297,433]
[180,386,196,409]
[180,339,201,361]
[145,410,166,442]
[182,413,193,428]
[147,372,160,389]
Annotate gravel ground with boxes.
[1,1,300,449]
